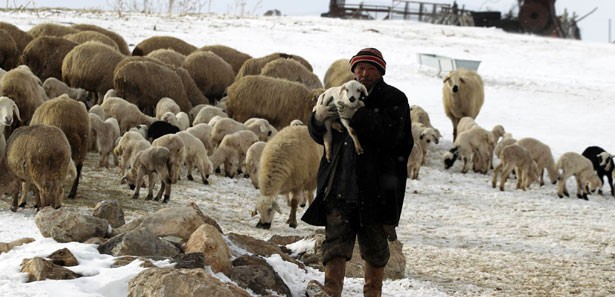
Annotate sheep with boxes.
[245,141,267,188]
[443,125,492,174]
[173,66,210,107]
[235,52,313,81]
[290,119,304,126]
[63,31,120,51]
[315,80,367,161]
[182,50,235,104]
[210,130,259,178]
[89,113,120,168]
[132,35,197,56]
[243,117,278,142]
[226,75,322,130]
[176,131,213,184]
[0,96,20,131]
[0,65,45,133]
[410,104,442,139]
[411,123,439,166]
[114,131,151,177]
[186,123,214,155]
[494,133,518,161]
[151,133,185,183]
[42,77,89,104]
[556,152,603,200]
[176,112,190,131]
[407,142,424,180]
[188,104,208,123]
[28,23,80,38]
[147,120,180,142]
[516,137,559,186]
[113,59,192,115]
[71,23,131,55]
[323,58,354,89]
[62,41,126,103]
[160,111,179,128]
[19,36,79,81]
[0,21,33,53]
[30,95,90,199]
[260,58,324,90]
[582,146,614,196]
[253,125,322,229]
[5,124,72,211]
[192,105,228,126]
[147,48,186,67]
[156,97,181,119]
[209,117,247,149]
[492,144,539,191]
[442,68,485,140]
[121,146,174,202]
[0,29,19,70]
[100,96,156,134]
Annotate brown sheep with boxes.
[0,21,33,53]
[71,23,131,55]
[442,68,485,140]
[132,35,197,56]
[28,23,80,38]
[0,66,45,133]
[198,44,252,74]
[226,75,322,130]
[30,95,90,199]
[235,52,313,81]
[5,125,73,211]
[260,58,323,90]
[113,59,192,115]
[182,50,235,104]
[64,31,119,50]
[62,41,126,103]
[20,36,78,80]
[0,29,19,70]
[147,48,186,67]
[323,58,354,88]
[100,96,156,134]
[492,144,539,191]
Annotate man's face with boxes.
[353,62,382,90]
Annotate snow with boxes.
[1,8,615,297]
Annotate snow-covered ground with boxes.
[0,8,615,297]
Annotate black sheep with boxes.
[581,146,614,196]
[147,120,179,142]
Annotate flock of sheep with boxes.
[0,19,613,231]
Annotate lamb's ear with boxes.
[361,85,368,97]
[443,76,450,83]
[339,85,347,96]
[251,208,258,217]
[12,102,21,122]
[459,77,465,84]
[272,200,282,214]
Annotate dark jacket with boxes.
[302,78,413,227]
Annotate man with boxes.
[303,48,413,297]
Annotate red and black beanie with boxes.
[349,47,386,75]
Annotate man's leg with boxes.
[358,224,389,297]
[363,262,385,297]
[324,256,346,297]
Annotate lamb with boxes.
[442,68,485,140]
[245,141,267,188]
[186,123,214,155]
[0,65,45,134]
[260,58,324,90]
[175,112,190,131]
[100,96,156,134]
[5,124,73,211]
[147,120,180,142]
[152,133,185,183]
[146,48,186,67]
[556,152,602,200]
[410,104,442,139]
[243,117,278,142]
[30,95,90,199]
[182,50,235,103]
[160,111,179,127]
[253,125,322,229]
[114,131,151,177]
[226,75,322,130]
[210,130,259,178]
[155,97,181,119]
[0,29,19,70]
[411,123,439,166]
[42,77,89,103]
[582,146,614,196]
[235,52,313,81]
[19,36,79,81]
[89,113,120,168]
[63,31,120,51]
[494,133,517,161]
[132,35,197,56]
[192,105,228,126]
[491,144,539,191]
[406,142,423,180]
[323,58,354,88]
[176,131,214,184]
[121,146,174,203]
[443,125,492,174]
[62,41,126,103]
[209,117,248,149]
[197,44,252,75]
[71,23,131,55]
[516,137,559,186]
[455,117,502,169]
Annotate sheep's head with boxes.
[586,175,603,194]
[340,80,368,106]
[443,71,463,93]
[597,152,614,171]
[0,96,21,127]
[252,196,282,229]
[443,147,459,169]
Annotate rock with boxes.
[227,232,305,269]
[98,227,180,257]
[83,237,107,245]
[229,254,292,297]
[305,279,329,297]
[172,252,205,269]
[20,257,81,282]
[111,217,144,236]
[0,237,35,253]
[47,248,78,266]
[35,207,109,243]
[92,199,125,228]
[112,256,157,268]
[183,224,231,275]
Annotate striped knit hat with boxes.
[350,48,386,75]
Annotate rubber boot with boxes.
[363,262,384,297]
[324,257,346,297]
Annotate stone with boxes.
[35,207,109,243]
[98,227,180,257]
[47,248,78,266]
[0,237,35,253]
[112,256,157,268]
[172,252,205,269]
[305,279,329,297]
[227,232,304,269]
[229,254,292,297]
[20,257,81,282]
[183,224,231,275]
[92,199,125,228]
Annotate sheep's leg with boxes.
[155,180,165,201]
[286,190,300,228]
[492,163,503,188]
[574,175,588,200]
[132,167,144,200]
[341,118,363,155]
[162,182,171,203]
[145,172,155,201]
[608,173,614,196]
[538,168,545,187]
[557,173,570,198]
[10,191,19,212]
[67,163,82,198]
[196,159,208,184]
[515,166,524,189]
[186,159,194,181]
[461,156,470,174]
[18,182,30,208]
[500,164,515,191]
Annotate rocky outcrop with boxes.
[183,224,231,275]
[35,207,109,243]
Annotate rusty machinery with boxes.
[518,0,563,37]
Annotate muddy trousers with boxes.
[324,257,346,297]
[363,262,385,297]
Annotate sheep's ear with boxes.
[12,102,21,122]
[251,209,258,217]
[272,200,282,214]
[339,85,347,96]
[443,76,450,83]
[459,77,465,84]
[361,85,368,97]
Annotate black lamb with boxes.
[581,146,614,196]
[146,120,180,142]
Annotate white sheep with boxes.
[0,96,20,132]
[210,130,259,178]
[155,97,181,119]
[245,141,267,188]
[556,152,602,200]
[313,80,367,162]
[209,117,247,149]
[323,58,354,89]
[410,104,442,139]
[0,65,44,130]
[114,131,150,177]
[122,146,173,203]
[186,123,214,155]
[444,125,492,174]
[411,122,439,166]
[89,113,120,168]
[442,68,484,140]
[492,144,539,191]
[516,137,559,186]
[151,133,185,183]
[175,112,190,131]
[192,105,228,126]
[89,104,106,120]
[176,131,213,184]
[243,117,278,142]
[494,133,517,161]
[160,111,179,127]
[406,142,423,180]
[100,96,156,134]
[253,125,322,229]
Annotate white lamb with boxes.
[556,152,602,200]
[313,80,367,162]
[410,104,441,139]
[411,122,439,166]
[210,129,259,178]
[176,131,213,184]
[186,123,214,155]
[152,133,185,183]
[444,125,492,174]
[114,131,151,177]
[516,137,559,186]
[176,112,190,131]
[494,133,517,161]
[155,97,181,119]
[492,144,539,191]
[245,141,267,188]
[89,113,120,168]
[406,142,423,180]
[121,146,173,203]
[243,117,278,142]
[192,105,228,126]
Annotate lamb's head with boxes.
[252,195,282,229]
[597,152,613,171]
[586,174,603,194]
[420,127,439,145]
[443,70,463,93]
[443,147,459,169]
[340,80,368,106]
[0,96,21,127]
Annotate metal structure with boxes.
[321,0,451,21]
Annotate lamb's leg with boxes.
[341,118,363,155]
[186,160,194,181]
[492,163,503,189]
[196,159,208,184]
[539,168,545,187]
[162,182,171,203]
[286,190,300,228]
[323,123,333,162]
[145,172,155,201]
[500,164,515,191]
[557,173,570,198]
[132,167,144,200]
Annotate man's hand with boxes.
[313,102,336,123]
[335,100,364,120]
